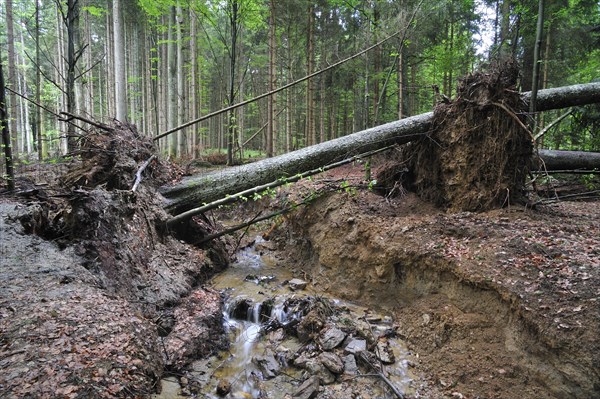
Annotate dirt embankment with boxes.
[268,186,599,399]
[0,125,228,398]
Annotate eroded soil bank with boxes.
[264,183,599,398]
[1,140,598,398]
[0,125,230,398]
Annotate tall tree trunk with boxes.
[372,2,381,125]
[499,0,511,58]
[529,0,544,132]
[0,48,15,190]
[226,0,239,166]
[56,4,68,154]
[176,2,186,158]
[539,21,551,147]
[285,23,292,153]
[105,4,115,120]
[4,0,18,157]
[266,0,276,157]
[113,0,127,122]
[83,5,93,126]
[175,1,187,158]
[35,1,44,159]
[65,0,81,153]
[306,4,315,146]
[167,7,177,155]
[16,35,31,154]
[190,8,199,156]
[398,46,404,119]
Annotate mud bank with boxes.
[268,190,599,398]
[0,125,230,397]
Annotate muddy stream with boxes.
[154,237,414,399]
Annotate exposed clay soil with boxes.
[1,129,599,398]
[263,164,600,399]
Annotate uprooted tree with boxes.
[160,66,600,220]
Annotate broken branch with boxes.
[132,155,157,192]
[59,112,112,131]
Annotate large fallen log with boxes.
[161,82,600,216]
[536,149,600,171]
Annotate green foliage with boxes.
[137,0,175,17]
[82,5,105,17]
[339,180,357,196]
[580,173,600,190]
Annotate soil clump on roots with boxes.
[381,61,534,211]
[0,123,228,397]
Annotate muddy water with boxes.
[155,237,414,398]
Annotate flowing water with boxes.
[154,237,414,398]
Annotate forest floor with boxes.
[0,149,599,398]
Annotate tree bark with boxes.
[65,0,81,153]
[1,47,16,190]
[536,149,600,171]
[161,82,600,216]
[4,0,18,156]
[35,1,43,159]
[306,4,315,146]
[529,0,544,132]
[266,0,276,157]
[113,0,127,122]
[162,112,432,214]
[226,0,240,166]
[176,2,186,158]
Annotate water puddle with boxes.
[154,237,414,398]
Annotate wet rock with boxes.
[375,340,395,364]
[216,378,231,396]
[288,278,308,291]
[253,349,280,379]
[293,353,312,368]
[276,344,292,367]
[344,338,367,354]
[293,375,320,399]
[305,358,336,385]
[318,352,344,374]
[244,274,276,284]
[355,319,377,345]
[343,354,359,375]
[269,328,286,343]
[319,325,346,350]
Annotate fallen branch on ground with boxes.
[356,351,404,399]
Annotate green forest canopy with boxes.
[1,0,599,164]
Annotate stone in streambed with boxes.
[293,375,320,399]
[288,278,308,291]
[319,325,346,350]
[318,352,344,374]
[252,349,280,379]
[344,338,366,354]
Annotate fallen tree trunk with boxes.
[161,82,600,216]
[161,113,432,215]
[536,149,600,171]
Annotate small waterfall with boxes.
[215,294,293,399]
